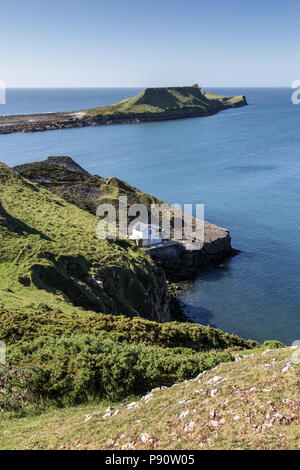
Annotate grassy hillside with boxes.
[0,162,170,321]
[85,85,247,117]
[1,347,298,450]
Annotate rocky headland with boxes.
[0,85,247,135]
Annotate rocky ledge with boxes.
[146,222,237,281]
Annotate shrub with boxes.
[0,305,258,351]
[263,340,285,349]
[7,333,233,404]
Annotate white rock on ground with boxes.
[179,410,190,419]
[206,376,221,385]
[262,349,274,355]
[184,421,196,433]
[281,363,293,373]
[127,402,139,409]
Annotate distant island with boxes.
[0,85,247,134]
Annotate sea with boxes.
[1,87,300,344]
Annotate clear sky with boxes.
[1,0,300,87]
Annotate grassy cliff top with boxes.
[85,84,247,117]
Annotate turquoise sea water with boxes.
[1,87,300,344]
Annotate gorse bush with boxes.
[7,333,233,404]
[0,305,258,351]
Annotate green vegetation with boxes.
[0,161,167,320]
[85,85,247,117]
[0,160,260,416]
[0,304,257,350]
[1,348,298,450]
[3,333,234,406]
[0,303,259,414]
[1,159,295,452]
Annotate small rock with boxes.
[179,410,190,420]
[210,389,219,397]
[262,349,274,355]
[145,395,153,403]
[207,420,220,430]
[196,371,208,380]
[219,378,228,384]
[206,376,221,385]
[121,442,136,450]
[84,414,92,423]
[140,433,151,443]
[184,421,196,433]
[281,363,292,373]
[235,355,244,361]
[127,402,139,409]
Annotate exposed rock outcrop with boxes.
[147,222,236,281]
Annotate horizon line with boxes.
[3,85,293,89]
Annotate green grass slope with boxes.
[0,162,169,321]
[1,347,298,450]
[86,84,247,117]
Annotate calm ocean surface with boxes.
[1,87,300,344]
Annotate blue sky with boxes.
[1,0,300,87]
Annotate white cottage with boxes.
[131,222,163,247]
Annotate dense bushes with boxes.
[6,333,233,404]
[0,305,258,351]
